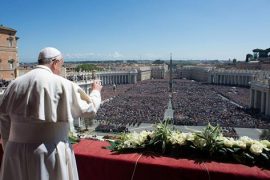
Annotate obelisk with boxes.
[169,53,172,92]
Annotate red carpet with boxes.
[74,140,270,180]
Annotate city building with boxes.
[151,64,168,79]
[175,65,212,82]
[0,25,19,80]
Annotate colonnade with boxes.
[250,80,270,116]
[69,70,138,95]
[208,70,258,87]
[96,73,137,85]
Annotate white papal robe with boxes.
[0,65,101,180]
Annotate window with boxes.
[7,36,13,47]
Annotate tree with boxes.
[75,64,101,72]
[153,60,164,64]
[232,58,237,64]
[245,54,253,62]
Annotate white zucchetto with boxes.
[38,47,62,61]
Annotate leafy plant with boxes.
[194,123,223,156]
[149,119,173,153]
[107,122,270,168]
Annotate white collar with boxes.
[36,65,53,73]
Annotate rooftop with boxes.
[0,25,17,32]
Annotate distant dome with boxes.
[131,69,138,73]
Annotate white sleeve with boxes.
[0,114,10,150]
[0,87,12,150]
[71,83,101,118]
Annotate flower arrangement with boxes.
[108,120,270,168]
[69,131,80,144]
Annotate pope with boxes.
[0,47,102,180]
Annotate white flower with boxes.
[169,132,186,145]
[216,135,226,142]
[234,140,246,149]
[250,142,264,155]
[223,138,235,148]
[239,136,255,146]
[193,137,207,148]
[121,132,143,148]
[139,130,152,141]
[185,132,195,141]
[260,140,270,150]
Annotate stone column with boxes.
[239,76,241,86]
[250,89,254,108]
[134,74,137,84]
[266,91,270,116]
[255,90,262,110]
[219,75,222,84]
[261,91,266,113]
[254,90,258,109]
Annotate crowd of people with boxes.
[172,80,270,129]
[96,80,169,126]
[93,79,270,134]
[95,124,129,133]
[221,127,239,138]
[100,84,134,100]
[208,84,250,108]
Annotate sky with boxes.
[0,0,269,62]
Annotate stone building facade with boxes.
[208,69,259,87]
[175,66,212,82]
[137,66,151,81]
[250,76,270,116]
[151,64,168,79]
[0,25,19,80]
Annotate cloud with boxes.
[64,52,95,59]
[63,51,125,60]
[107,51,124,59]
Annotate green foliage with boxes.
[260,129,270,141]
[149,119,173,153]
[246,54,253,62]
[68,132,80,144]
[75,64,101,72]
[152,60,165,64]
[194,123,223,156]
[107,122,270,168]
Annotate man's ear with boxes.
[51,61,58,72]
